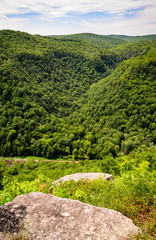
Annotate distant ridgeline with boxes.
[0,30,156,158]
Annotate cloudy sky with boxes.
[0,0,155,36]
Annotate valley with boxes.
[0,30,155,239]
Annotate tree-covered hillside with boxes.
[49,33,156,49]
[67,50,156,159]
[51,33,125,49]
[0,30,155,159]
[0,30,121,117]
[109,34,156,42]
[113,40,156,59]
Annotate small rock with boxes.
[52,172,114,186]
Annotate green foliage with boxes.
[113,40,156,59]
[0,178,38,205]
[51,173,155,239]
[109,34,156,42]
[0,29,156,239]
[0,30,123,158]
[51,172,155,214]
[68,50,156,158]
[51,33,125,49]
[0,30,155,159]
[0,147,155,238]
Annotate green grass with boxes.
[0,147,155,239]
[11,156,75,162]
[43,175,156,239]
[4,156,86,163]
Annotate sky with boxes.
[0,0,156,36]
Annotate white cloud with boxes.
[79,4,156,35]
[61,21,69,24]
[81,20,96,28]
[0,0,155,35]
[0,14,30,30]
[0,0,150,18]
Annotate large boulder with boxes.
[52,172,114,186]
[0,192,139,240]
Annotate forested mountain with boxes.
[67,50,156,159]
[0,30,155,159]
[113,40,156,59]
[109,34,156,42]
[50,33,156,49]
[50,33,125,49]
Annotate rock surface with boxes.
[52,172,114,186]
[0,192,139,240]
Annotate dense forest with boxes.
[0,30,156,239]
[51,33,125,49]
[109,34,156,42]
[0,30,155,159]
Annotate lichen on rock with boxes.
[0,192,139,240]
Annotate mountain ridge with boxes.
[47,32,156,49]
[0,30,155,159]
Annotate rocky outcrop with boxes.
[52,172,114,186]
[0,192,139,240]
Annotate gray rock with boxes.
[0,192,139,240]
[52,172,114,186]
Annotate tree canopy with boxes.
[0,30,155,159]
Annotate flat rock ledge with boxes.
[52,172,114,186]
[0,192,139,240]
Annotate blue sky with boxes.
[0,0,155,35]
